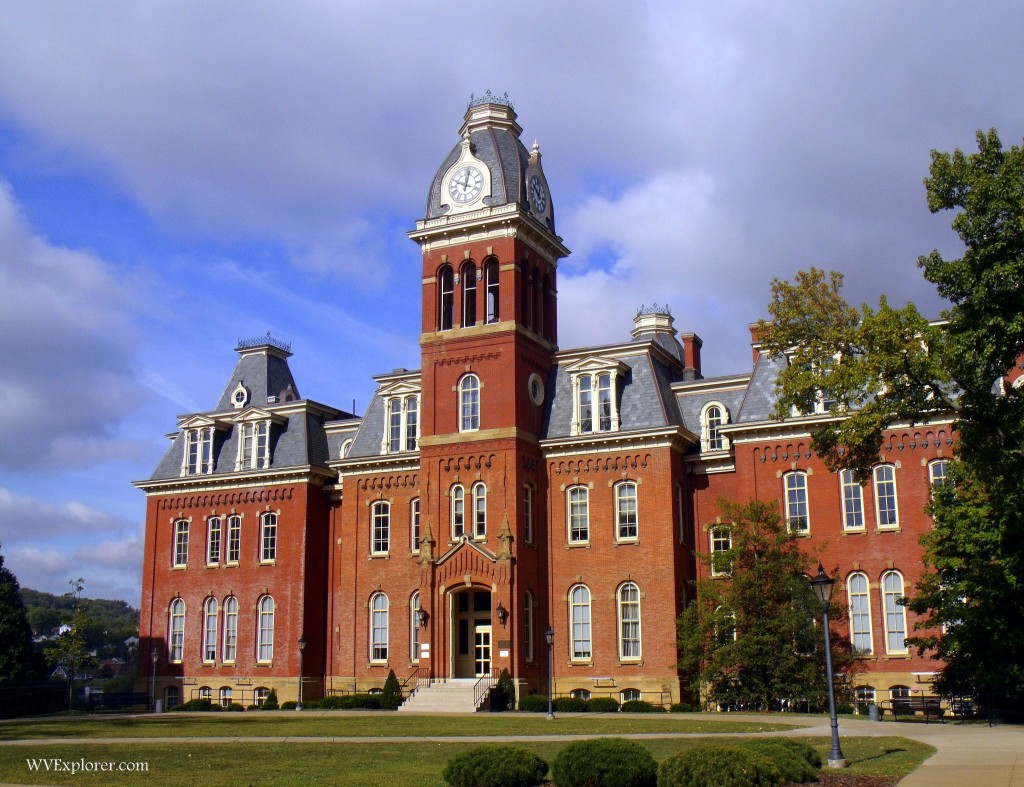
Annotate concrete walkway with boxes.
[1,712,1021,785]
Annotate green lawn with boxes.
[0,736,935,786]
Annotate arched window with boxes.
[847,572,873,654]
[222,596,238,663]
[438,265,454,331]
[183,427,214,475]
[459,374,480,431]
[472,482,487,539]
[618,582,642,660]
[524,590,534,662]
[873,464,899,528]
[260,512,277,562]
[928,459,949,487]
[370,592,389,662]
[578,374,593,432]
[451,485,465,539]
[227,515,241,563]
[238,420,270,470]
[405,396,418,451]
[485,258,500,323]
[168,598,185,663]
[523,485,534,544]
[388,397,402,452]
[198,686,212,701]
[254,687,269,707]
[710,526,732,576]
[784,471,810,533]
[219,686,232,708]
[569,584,592,661]
[410,498,421,553]
[173,519,189,567]
[882,571,908,654]
[840,469,865,530]
[597,373,613,431]
[570,688,591,700]
[890,684,911,700]
[621,688,641,703]
[615,481,638,541]
[257,595,275,663]
[462,262,477,327]
[572,371,620,434]
[701,403,729,451]
[203,597,218,663]
[206,517,221,565]
[567,486,589,543]
[410,591,421,663]
[371,501,390,555]
[854,686,876,705]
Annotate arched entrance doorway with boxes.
[450,587,492,678]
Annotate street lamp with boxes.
[544,626,555,720]
[296,635,307,711]
[150,648,158,712]
[809,564,847,769]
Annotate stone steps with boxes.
[397,679,484,713]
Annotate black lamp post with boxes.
[544,626,555,720]
[150,648,158,712]
[809,564,847,768]
[296,635,306,711]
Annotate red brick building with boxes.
[136,95,947,710]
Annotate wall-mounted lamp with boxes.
[417,607,430,628]
[496,602,509,626]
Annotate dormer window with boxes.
[237,421,271,470]
[183,427,214,475]
[231,382,249,409]
[700,403,730,452]
[567,359,627,436]
[385,395,420,453]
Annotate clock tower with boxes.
[407,93,569,683]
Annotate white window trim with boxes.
[709,526,732,577]
[173,519,189,567]
[410,591,421,663]
[565,357,628,436]
[371,501,390,555]
[451,484,465,540]
[458,374,481,432]
[569,584,592,662]
[203,597,218,663]
[370,592,389,663]
[784,471,810,534]
[226,515,241,565]
[410,498,420,553]
[222,596,238,664]
[881,570,909,654]
[168,598,185,663]
[206,516,222,565]
[840,470,866,531]
[615,480,639,542]
[382,394,421,454]
[257,595,275,663]
[523,485,534,544]
[873,464,900,529]
[567,485,590,544]
[928,459,949,488]
[617,582,642,661]
[259,512,278,563]
[699,402,730,452]
[847,572,874,655]
[236,420,271,471]
[472,482,487,540]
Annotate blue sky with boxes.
[1,1,1022,604]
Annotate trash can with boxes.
[154,699,164,714]
[868,703,879,721]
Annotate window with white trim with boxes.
[260,512,277,562]
[168,598,185,663]
[257,595,274,662]
[524,590,534,662]
[207,517,221,565]
[567,486,589,543]
[451,485,465,539]
[371,501,390,555]
[928,459,949,487]
[847,572,873,654]
[784,471,810,533]
[854,686,876,704]
[615,481,638,541]
[203,597,218,662]
[472,482,487,539]
[571,688,591,700]
[575,373,616,433]
[222,596,238,663]
[840,470,865,530]
[873,464,899,528]
[385,396,420,454]
[198,686,211,701]
[227,515,241,564]
[700,403,730,452]
[523,485,533,543]
[237,421,270,470]
[410,591,421,663]
[485,258,500,324]
[410,498,420,553]
[173,520,189,567]
[882,571,908,653]
[569,584,592,660]
[459,374,480,431]
[710,526,732,576]
[183,427,214,475]
[621,688,641,703]
[218,686,232,708]
[370,592,389,662]
[405,396,418,451]
[439,265,454,331]
[462,261,477,327]
[618,582,641,660]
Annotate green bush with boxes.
[657,745,782,787]
[757,738,822,769]
[738,741,818,784]
[553,696,589,713]
[332,693,382,710]
[381,669,403,710]
[836,702,854,715]
[493,668,516,711]
[301,699,321,709]
[620,700,666,713]
[519,694,550,713]
[587,697,620,713]
[443,746,548,787]
[226,702,245,712]
[280,701,298,710]
[262,689,279,710]
[550,738,656,787]
[171,698,213,712]
[246,704,259,711]
[670,702,697,713]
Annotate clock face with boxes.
[529,175,547,213]
[448,166,485,204]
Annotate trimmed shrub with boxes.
[246,704,259,711]
[262,689,279,710]
[443,746,548,787]
[587,697,620,713]
[493,668,516,712]
[519,694,550,713]
[738,741,818,784]
[620,700,666,713]
[550,738,656,787]
[837,703,854,715]
[171,698,213,712]
[670,703,697,713]
[381,669,403,710]
[756,738,821,770]
[553,696,589,713]
[280,701,298,710]
[333,693,383,710]
[658,745,782,787]
[226,703,245,712]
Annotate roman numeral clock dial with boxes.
[447,166,484,204]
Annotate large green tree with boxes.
[679,499,854,711]
[0,543,44,683]
[46,578,96,704]
[758,130,1024,702]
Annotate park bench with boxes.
[881,696,944,723]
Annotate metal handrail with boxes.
[472,669,498,708]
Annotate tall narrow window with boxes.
[168,598,185,662]
[173,520,189,567]
[523,486,533,543]
[618,582,642,660]
[255,421,268,468]
[410,591,421,663]
[372,501,390,554]
[222,596,238,663]
[716,607,737,645]
[405,396,418,451]
[522,265,533,329]
[439,265,454,331]
[568,486,589,543]
[524,590,534,662]
[569,585,592,660]
[185,427,214,475]
[462,262,477,327]
[370,592,389,662]
[471,483,487,539]
[227,515,241,564]
[485,258,500,323]
[710,527,732,576]
[207,517,221,565]
[928,459,949,487]
[260,512,277,562]
[410,498,420,553]
[238,422,270,470]
[840,470,865,530]
[702,404,728,451]
[784,472,810,533]
[597,373,612,431]
[257,595,274,662]
[459,374,480,431]
[616,482,638,540]
[203,597,218,662]
[873,465,899,528]
[388,397,402,452]
[882,571,908,653]
[451,485,465,538]
[578,375,593,433]
[676,484,687,544]
[847,572,873,654]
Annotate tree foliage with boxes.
[45,579,97,700]
[758,129,1024,702]
[0,544,44,683]
[678,499,854,711]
